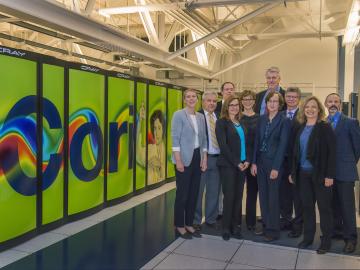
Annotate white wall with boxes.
[224,38,339,104]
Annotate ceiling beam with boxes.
[230,30,344,40]
[0,0,211,78]
[167,1,282,60]
[211,39,290,78]
[186,0,306,10]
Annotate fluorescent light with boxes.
[134,0,159,45]
[98,3,182,16]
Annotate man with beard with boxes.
[325,93,360,253]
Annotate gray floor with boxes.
[142,235,360,270]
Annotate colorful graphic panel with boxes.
[0,54,37,243]
[107,76,134,200]
[195,92,202,111]
[166,88,183,178]
[68,68,105,215]
[147,84,166,185]
[135,82,147,190]
[42,63,64,225]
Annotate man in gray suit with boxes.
[194,91,221,230]
[325,93,360,253]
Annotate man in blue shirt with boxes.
[254,66,286,115]
[325,93,360,254]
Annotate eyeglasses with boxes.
[229,103,240,107]
[242,98,255,101]
[267,100,279,104]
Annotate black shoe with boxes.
[247,225,255,231]
[298,240,313,249]
[175,229,192,239]
[288,230,302,238]
[216,214,223,221]
[186,227,202,238]
[343,241,357,254]
[222,232,230,241]
[317,237,331,254]
[263,235,278,242]
[193,224,201,231]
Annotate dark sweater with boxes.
[241,114,259,162]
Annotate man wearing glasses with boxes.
[280,87,303,237]
[255,67,286,115]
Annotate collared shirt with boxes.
[286,108,298,120]
[260,85,280,115]
[204,110,220,155]
[328,111,341,129]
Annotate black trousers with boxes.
[299,170,333,242]
[220,166,245,233]
[332,181,358,243]
[280,158,303,231]
[257,156,281,238]
[174,148,201,227]
[245,168,258,227]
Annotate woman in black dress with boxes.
[239,90,259,231]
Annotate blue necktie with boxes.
[287,111,294,120]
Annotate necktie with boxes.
[287,111,294,120]
[208,114,219,149]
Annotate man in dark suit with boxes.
[215,81,235,115]
[325,93,360,253]
[193,91,221,230]
[254,66,285,115]
[279,87,303,237]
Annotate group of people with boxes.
[170,66,360,255]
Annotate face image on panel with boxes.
[147,110,166,184]
[147,84,166,185]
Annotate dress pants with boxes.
[245,168,258,227]
[257,155,281,238]
[299,170,333,242]
[332,181,357,243]
[220,166,245,233]
[174,148,201,227]
[280,158,303,232]
[194,155,221,225]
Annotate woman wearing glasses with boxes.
[251,92,290,242]
[216,95,250,241]
[239,90,260,231]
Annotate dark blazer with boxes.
[290,121,336,185]
[198,109,220,149]
[280,109,300,157]
[254,87,286,114]
[215,118,250,168]
[253,112,290,171]
[215,101,223,115]
[333,113,360,182]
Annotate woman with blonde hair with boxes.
[216,95,249,240]
[289,96,336,254]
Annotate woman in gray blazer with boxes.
[171,89,208,239]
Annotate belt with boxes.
[208,154,219,157]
